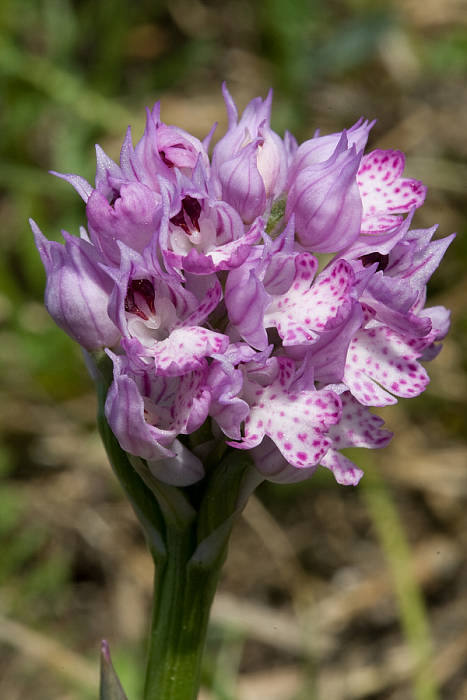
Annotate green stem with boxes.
[143,452,257,699]
[144,525,223,700]
[89,351,258,699]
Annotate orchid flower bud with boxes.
[286,133,363,253]
[287,117,374,183]
[218,139,267,224]
[134,103,210,188]
[86,182,162,264]
[31,220,120,350]
[212,85,287,217]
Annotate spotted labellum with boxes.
[32,85,453,487]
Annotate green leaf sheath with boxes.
[90,350,260,699]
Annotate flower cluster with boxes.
[32,86,453,487]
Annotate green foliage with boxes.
[0,475,72,617]
[108,647,143,700]
[423,30,467,75]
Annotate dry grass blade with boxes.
[200,666,303,700]
[242,495,309,594]
[211,592,303,655]
[0,614,97,692]
[210,535,459,658]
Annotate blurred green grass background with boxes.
[1,1,467,698]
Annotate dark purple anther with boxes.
[182,195,201,231]
[359,252,390,271]
[131,279,156,313]
[109,189,120,207]
[169,196,202,234]
[159,143,185,168]
[159,150,174,168]
[124,279,156,319]
[124,287,148,320]
[169,209,191,235]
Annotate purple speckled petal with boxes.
[357,150,426,232]
[344,325,430,406]
[229,357,342,468]
[151,327,229,376]
[264,257,355,345]
[320,450,364,486]
[361,212,404,233]
[320,391,392,485]
[105,353,209,487]
[328,391,393,449]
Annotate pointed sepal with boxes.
[100,640,129,700]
